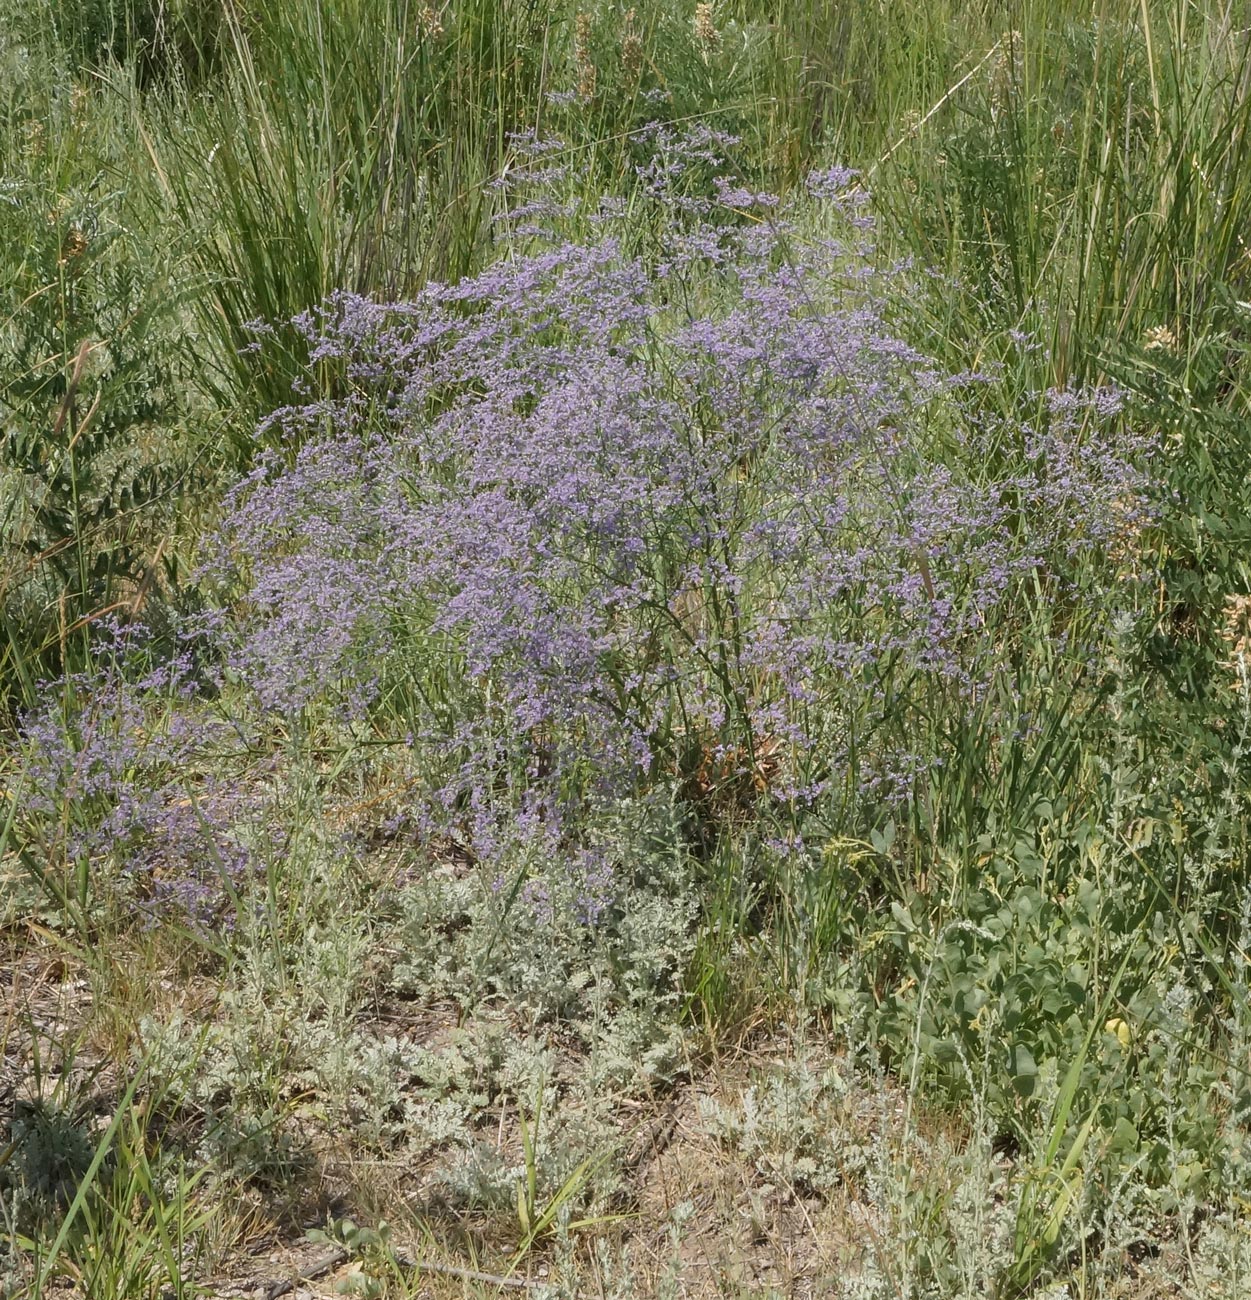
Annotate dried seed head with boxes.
[59,225,89,265]
[417,4,443,39]
[1142,323,1180,353]
[693,2,720,55]
[989,30,1022,118]
[1220,593,1251,690]
[23,118,45,159]
[620,8,643,79]
[574,13,597,102]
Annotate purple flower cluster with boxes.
[211,154,1154,857]
[17,627,257,927]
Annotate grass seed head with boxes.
[693,3,721,56]
[417,4,443,40]
[575,13,597,103]
[620,9,643,80]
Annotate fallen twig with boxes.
[259,1245,539,1296]
[396,1255,537,1291]
[264,1248,347,1299]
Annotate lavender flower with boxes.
[206,152,1154,876]
[16,626,259,928]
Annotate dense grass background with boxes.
[3,2,1251,1296]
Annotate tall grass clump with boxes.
[131,0,820,455]
[34,0,226,84]
[860,2,1251,719]
[861,0,1251,367]
[136,0,549,438]
[117,0,1003,465]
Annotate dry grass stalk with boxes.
[693,2,720,57]
[575,12,597,103]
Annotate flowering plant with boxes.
[213,149,1152,864]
